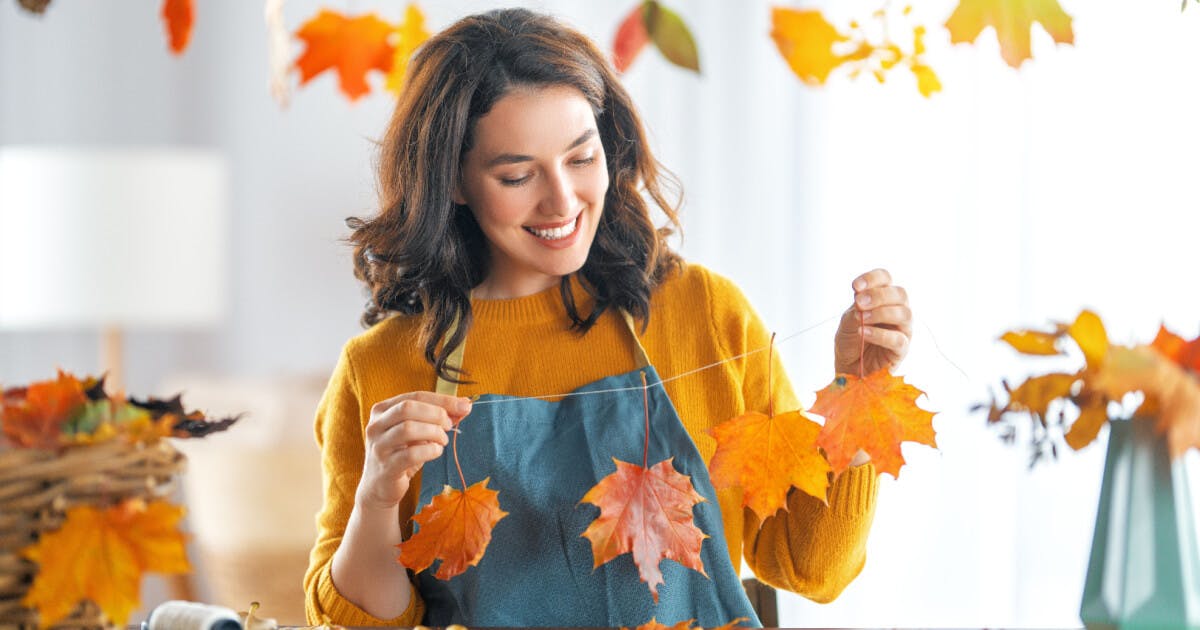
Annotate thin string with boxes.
[469,312,842,407]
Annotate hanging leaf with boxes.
[385,3,432,95]
[20,499,190,627]
[1,370,86,449]
[644,1,701,73]
[810,369,937,477]
[613,2,652,73]
[625,616,749,630]
[580,458,708,603]
[770,7,848,86]
[708,409,831,518]
[397,478,508,580]
[161,0,194,55]
[945,0,1074,69]
[295,10,396,101]
[17,0,52,14]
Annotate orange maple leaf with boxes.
[811,369,937,477]
[625,616,748,630]
[385,3,431,94]
[613,2,651,73]
[770,8,848,85]
[945,0,1074,68]
[295,10,395,101]
[708,409,831,518]
[580,457,708,603]
[20,499,190,627]
[1,370,86,449]
[397,478,508,580]
[1151,324,1200,373]
[161,0,194,55]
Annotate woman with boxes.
[304,7,911,628]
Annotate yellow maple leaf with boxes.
[770,7,848,85]
[21,500,190,627]
[386,3,431,94]
[945,0,1074,68]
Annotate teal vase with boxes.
[1080,418,1200,629]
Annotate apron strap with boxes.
[433,305,652,397]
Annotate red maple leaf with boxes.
[810,368,937,477]
[295,10,396,101]
[160,0,194,55]
[580,457,708,603]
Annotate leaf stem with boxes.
[859,307,866,379]
[768,332,776,418]
[641,371,650,469]
[452,420,466,491]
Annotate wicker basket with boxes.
[0,438,185,629]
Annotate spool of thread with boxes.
[142,601,243,630]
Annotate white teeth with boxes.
[526,216,579,240]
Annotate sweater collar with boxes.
[470,274,596,324]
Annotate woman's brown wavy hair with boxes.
[347,8,683,382]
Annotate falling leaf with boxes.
[1000,330,1061,355]
[644,1,701,73]
[810,369,937,477]
[1,370,86,449]
[613,2,652,73]
[708,409,831,518]
[1007,372,1079,416]
[945,0,1074,68]
[161,0,194,55]
[770,8,848,85]
[265,0,292,107]
[580,458,708,603]
[295,10,395,101]
[20,499,190,627]
[397,478,508,580]
[385,3,432,94]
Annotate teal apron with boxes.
[414,311,760,627]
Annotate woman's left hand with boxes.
[834,268,912,376]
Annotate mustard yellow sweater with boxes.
[304,263,878,626]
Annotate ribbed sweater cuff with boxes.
[316,562,423,626]
[826,462,879,519]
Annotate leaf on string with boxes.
[945,0,1074,69]
[579,458,708,603]
[397,478,508,580]
[1,370,86,449]
[810,369,937,478]
[770,7,848,86]
[613,2,651,73]
[20,499,190,627]
[161,0,194,55]
[265,0,292,108]
[386,3,432,95]
[708,409,831,518]
[295,10,396,101]
[644,1,701,73]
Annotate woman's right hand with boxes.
[356,392,473,511]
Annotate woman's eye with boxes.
[500,174,531,187]
[571,156,596,167]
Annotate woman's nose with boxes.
[540,168,575,217]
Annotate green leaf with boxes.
[643,1,700,73]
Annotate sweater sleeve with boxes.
[701,268,879,603]
[303,343,426,626]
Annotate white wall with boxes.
[2,1,1199,627]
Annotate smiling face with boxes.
[454,84,610,299]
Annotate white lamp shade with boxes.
[0,147,229,329]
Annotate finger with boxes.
[855,285,908,310]
[371,391,473,422]
[380,420,451,450]
[852,268,892,292]
[862,325,910,355]
[860,305,913,335]
[387,441,446,471]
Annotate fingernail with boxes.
[854,279,867,291]
[857,294,871,307]
[863,326,874,337]
[861,310,872,322]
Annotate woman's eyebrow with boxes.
[484,129,597,167]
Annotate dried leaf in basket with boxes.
[20,498,190,627]
[1,370,87,449]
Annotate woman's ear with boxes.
[451,183,467,206]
